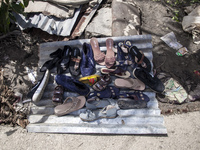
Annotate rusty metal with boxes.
[71,0,103,38]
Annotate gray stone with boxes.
[85,8,112,38]
[112,0,141,36]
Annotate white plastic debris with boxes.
[25,67,37,84]
[160,32,188,56]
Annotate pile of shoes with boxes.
[27,37,165,122]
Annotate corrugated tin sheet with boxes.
[13,7,81,36]
[26,35,167,134]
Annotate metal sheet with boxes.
[13,7,81,36]
[26,35,167,135]
[71,0,103,38]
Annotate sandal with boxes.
[101,67,130,78]
[90,37,105,65]
[114,78,145,91]
[105,38,116,68]
[92,74,112,91]
[79,105,118,122]
[69,47,81,76]
[54,96,86,116]
[86,96,117,110]
[88,86,120,99]
[52,85,64,105]
[117,97,148,109]
[124,40,152,72]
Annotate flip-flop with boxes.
[117,97,148,109]
[90,37,105,65]
[105,38,116,68]
[79,105,118,122]
[101,67,130,78]
[114,78,145,91]
[86,96,117,110]
[54,96,86,116]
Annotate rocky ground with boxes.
[0,0,200,128]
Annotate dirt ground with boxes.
[1,111,200,150]
[0,0,200,127]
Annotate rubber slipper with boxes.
[90,37,105,65]
[79,105,118,122]
[114,78,145,91]
[86,96,117,110]
[118,91,150,103]
[101,67,130,78]
[79,74,100,86]
[105,38,116,68]
[117,98,148,109]
[54,96,86,116]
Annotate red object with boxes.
[194,70,200,76]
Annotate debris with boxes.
[85,7,112,38]
[24,1,75,19]
[13,7,81,36]
[112,0,141,36]
[157,78,188,104]
[0,68,29,128]
[71,0,103,38]
[182,5,200,44]
[160,32,188,56]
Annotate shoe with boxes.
[40,56,60,72]
[90,37,105,65]
[27,70,50,102]
[105,38,116,68]
[80,43,96,77]
[133,68,165,93]
[118,91,150,109]
[101,67,130,78]
[49,48,63,58]
[92,74,112,91]
[52,85,64,105]
[86,96,117,110]
[79,105,118,122]
[88,86,120,99]
[79,74,100,86]
[57,45,72,74]
[115,43,126,67]
[54,96,86,116]
[114,77,145,91]
[124,40,151,72]
[69,47,81,76]
[55,74,90,96]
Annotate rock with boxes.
[112,0,141,36]
[85,8,112,38]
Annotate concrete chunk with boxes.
[112,0,141,36]
[85,8,112,38]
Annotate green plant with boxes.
[0,0,32,34]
